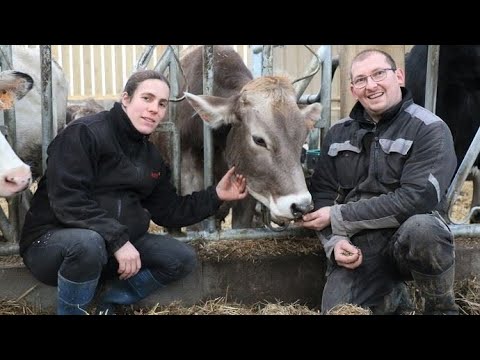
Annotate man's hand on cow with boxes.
[295,206,331,231]
[216,166,248,201]
[114,241,142,280]
[333,239,362,269]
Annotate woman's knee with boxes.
[180,243,198,275]
[62,229,108,275]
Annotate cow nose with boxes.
[291,202,314,219]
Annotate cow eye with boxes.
[252,135,267,148]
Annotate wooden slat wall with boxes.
[18,45,414,123]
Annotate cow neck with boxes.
[110,102,147,144]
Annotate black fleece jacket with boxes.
[20,102,221,256]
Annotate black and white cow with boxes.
[150,45,322,228]
[0,70,33,197]
[405,45,480,219]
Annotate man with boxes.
[298,49,458,315]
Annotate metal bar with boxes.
[202,45,216,233]
[168,46,182,193]
[153,46,174,74]
[424,45,440,113]
[250,44,262,78]
[294,45,327,101]
[40,45,53,175]
[261,45,273,76]
[446,126,480,223]
[136,45,156,70]
[318,45,332,147]
[450,224,480,237]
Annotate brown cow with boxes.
[150,45,322,228]
[66,98,105,125]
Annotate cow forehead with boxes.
[239,76,298,116]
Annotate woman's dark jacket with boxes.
[20,102,221,256]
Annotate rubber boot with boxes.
[96,269,164,315]
[371,282,415,315]
[57,273,99,315]
[412,264,458,315]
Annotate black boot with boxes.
[412,265,458,315]
[96,269,164,315]
[57,273,99,315]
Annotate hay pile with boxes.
[455,277,480,315]
[191,238,323,263]
[134,298,320,315]
[326,304,372,315]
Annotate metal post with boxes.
[203,45,216,232]
[40,45,53,175]
[262,45,273,76]
[424,45,440,113]
[168,46,182,193]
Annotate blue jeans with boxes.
[22,228,197,287]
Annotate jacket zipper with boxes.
[116,198,122,220]
[373,124,379,180]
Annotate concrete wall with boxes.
[1,238,479,314]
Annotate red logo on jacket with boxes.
[151,171,161,179]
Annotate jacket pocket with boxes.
[377,138,412,184]
[328,141,362,188]
[118,193,151,240]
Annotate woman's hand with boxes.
[114,241,141,280]
[216,166,248,201]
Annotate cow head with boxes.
[0,70,33,197]
[185,76,322,224]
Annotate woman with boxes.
[20,70,247,315]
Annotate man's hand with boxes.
[114,241,141,280]
[295,206,331,231]
[216,166,248,201]
[333,239,362,269]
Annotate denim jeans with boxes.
[22,228,197,287]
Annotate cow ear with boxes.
[0,70,34,110]
[300,103,323,130]
[184,92,234,128]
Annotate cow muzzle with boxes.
[291,202,314,219]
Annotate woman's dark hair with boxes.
[123,70,170,97]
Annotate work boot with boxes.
[412,265,458,315]
[57,273,99,315]
[371,282,415,315]
[95,269,164,315]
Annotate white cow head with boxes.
[0,70,33,197]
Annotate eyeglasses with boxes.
[351,68,396,89]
